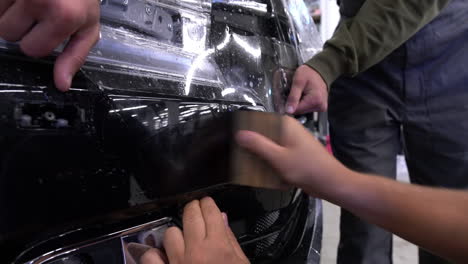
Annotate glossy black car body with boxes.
[0,0,323,263]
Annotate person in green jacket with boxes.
[286,0,468,263]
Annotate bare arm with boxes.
[319,169,468,263]
[236,116,468,262]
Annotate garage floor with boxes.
[320,156,418,264]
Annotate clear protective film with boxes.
[82,0,322,113]
[0,2,324,263]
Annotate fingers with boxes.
[0,0,101,92]
[20,19,77,58]
[126,243,168,264]
[164,199,249,264]
[0,1,34,42]
[200,197,226,238]
[140,248,168,264]
[295,93,328,114]
[286,65,328,114]
[236,130,286,167]
[183,200,206,243]
[286,74,307,114]
[54,24,100,91]
[164,227,185,263]
[127,243,152,261]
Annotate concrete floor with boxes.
[320,156,419,264]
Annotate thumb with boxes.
[295,93,319,114]
[236,130,286,167]
[127,243,168,264]
[163,227,185,263]
[286,81,305,114]
[54,25,100,91]
[286,71,308,114]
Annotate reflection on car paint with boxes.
[0,0,323,262]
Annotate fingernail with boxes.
[65,74,72,91]
[286,105,294,114]
[57,74,72,92]
[222,212,229,227]
[127,242,152,261]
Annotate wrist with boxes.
[319,165,354,201]
[320,169,378,214]
[298,160,352,200]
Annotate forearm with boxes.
[302,169,468,262]
[306,0,451,87]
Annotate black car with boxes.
[0,0,324,263]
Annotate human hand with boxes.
[126,242,168,264]
[236,116,348,197]
[286,65,328,114]
[138,197,250,264]
[0,0,101,91]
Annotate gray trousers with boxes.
[329,1,468,263]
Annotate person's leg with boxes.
[330,49,405,264]
[402,1,468,263]
[402,86,466,264]
[330,86,400,264]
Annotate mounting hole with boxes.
[44,111,56,121]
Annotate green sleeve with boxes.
[305,0,451,88]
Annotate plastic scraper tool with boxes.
[228,111,289,190]
[155,110,290,197]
